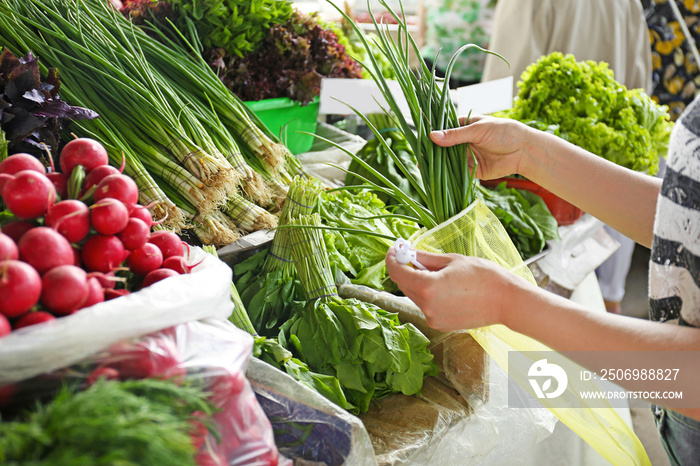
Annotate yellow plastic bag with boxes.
[410,200,650,466]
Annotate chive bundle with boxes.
[327,0,506,228]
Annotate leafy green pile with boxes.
[253,335,354,412]
[475,182,559,259]
[0,48,98,164]
[121,0,293,58]
[208,10,362,104]
[0,378,215,465]
[500,52,672,174]
[205,244,354,413]
[320,188,420,291]
[280,213,438,413]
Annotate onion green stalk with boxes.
[220,193,278,234]
[325,0,507,227]
[135,18,294,178]
[191,210,241,247]
[262,177,324,275]
[0,0,236,189]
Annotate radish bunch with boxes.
[0,139,197,337]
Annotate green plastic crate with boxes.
[243,97,320,155]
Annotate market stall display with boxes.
[0,0,667,464]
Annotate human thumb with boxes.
[430,126,471,147]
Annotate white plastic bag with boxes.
[0,246,233,384]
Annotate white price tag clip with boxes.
[394,238,427,270]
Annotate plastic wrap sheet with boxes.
[359,377,474,466]
[246,357,376,466]
[534,214,619,298]
[0,320,286,465]
[0,246,234,385]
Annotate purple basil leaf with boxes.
[23,88,47,105]
[34,100,99,120]
[4,108,45,141]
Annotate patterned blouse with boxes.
[643,0,700,121]
[421,0,497,84]
[649,94,700,328]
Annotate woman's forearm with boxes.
[502,280,700,419]
[519,128,661,247]
[503,281,700,353]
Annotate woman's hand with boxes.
[430,115,541,181]
[385,246,531,332]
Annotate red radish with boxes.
[189,411,209,451]
[106,337,183,380]
[86,367,120,386]
[0,383,16,408]
[73,246,82,267]
[46,171,68,200]
[18,227,75,275]
[45,199,91,243]
[0,313,10,337]
[59,137,108,175]
[118,217,149,251]
[40,264,89,315]
[81,234,126,273]
[208,371,246,407]
[130,204,153,227]
[0,153,46,175]
[161,256,187,274]
[128,243,163,276]
[1,170,56,219]
[162,255,204,274]
[148,230,183,259]
[80,276,105,309]
[104,288,130,300]
[0,260,42,318]
[93,174,139,209]
[90,198,129,235]
[0,232,18,261]
[14,311,56,330]
[1,221,35,243]
[141,268,179,288]
[93,271,118,290]
[83,164,120,193]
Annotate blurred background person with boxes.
[642,0,700,122]
[419,0,497,88]
[480,0,652,315]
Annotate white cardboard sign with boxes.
[457,76,514,116]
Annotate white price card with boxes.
[319,78,411,120]
[457,76,513,116]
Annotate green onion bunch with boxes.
[233,176,324,336]
[326,0,505,228]
[0,0,300,245]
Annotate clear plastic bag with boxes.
[247,357,376,466]
[1,319,287,466]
